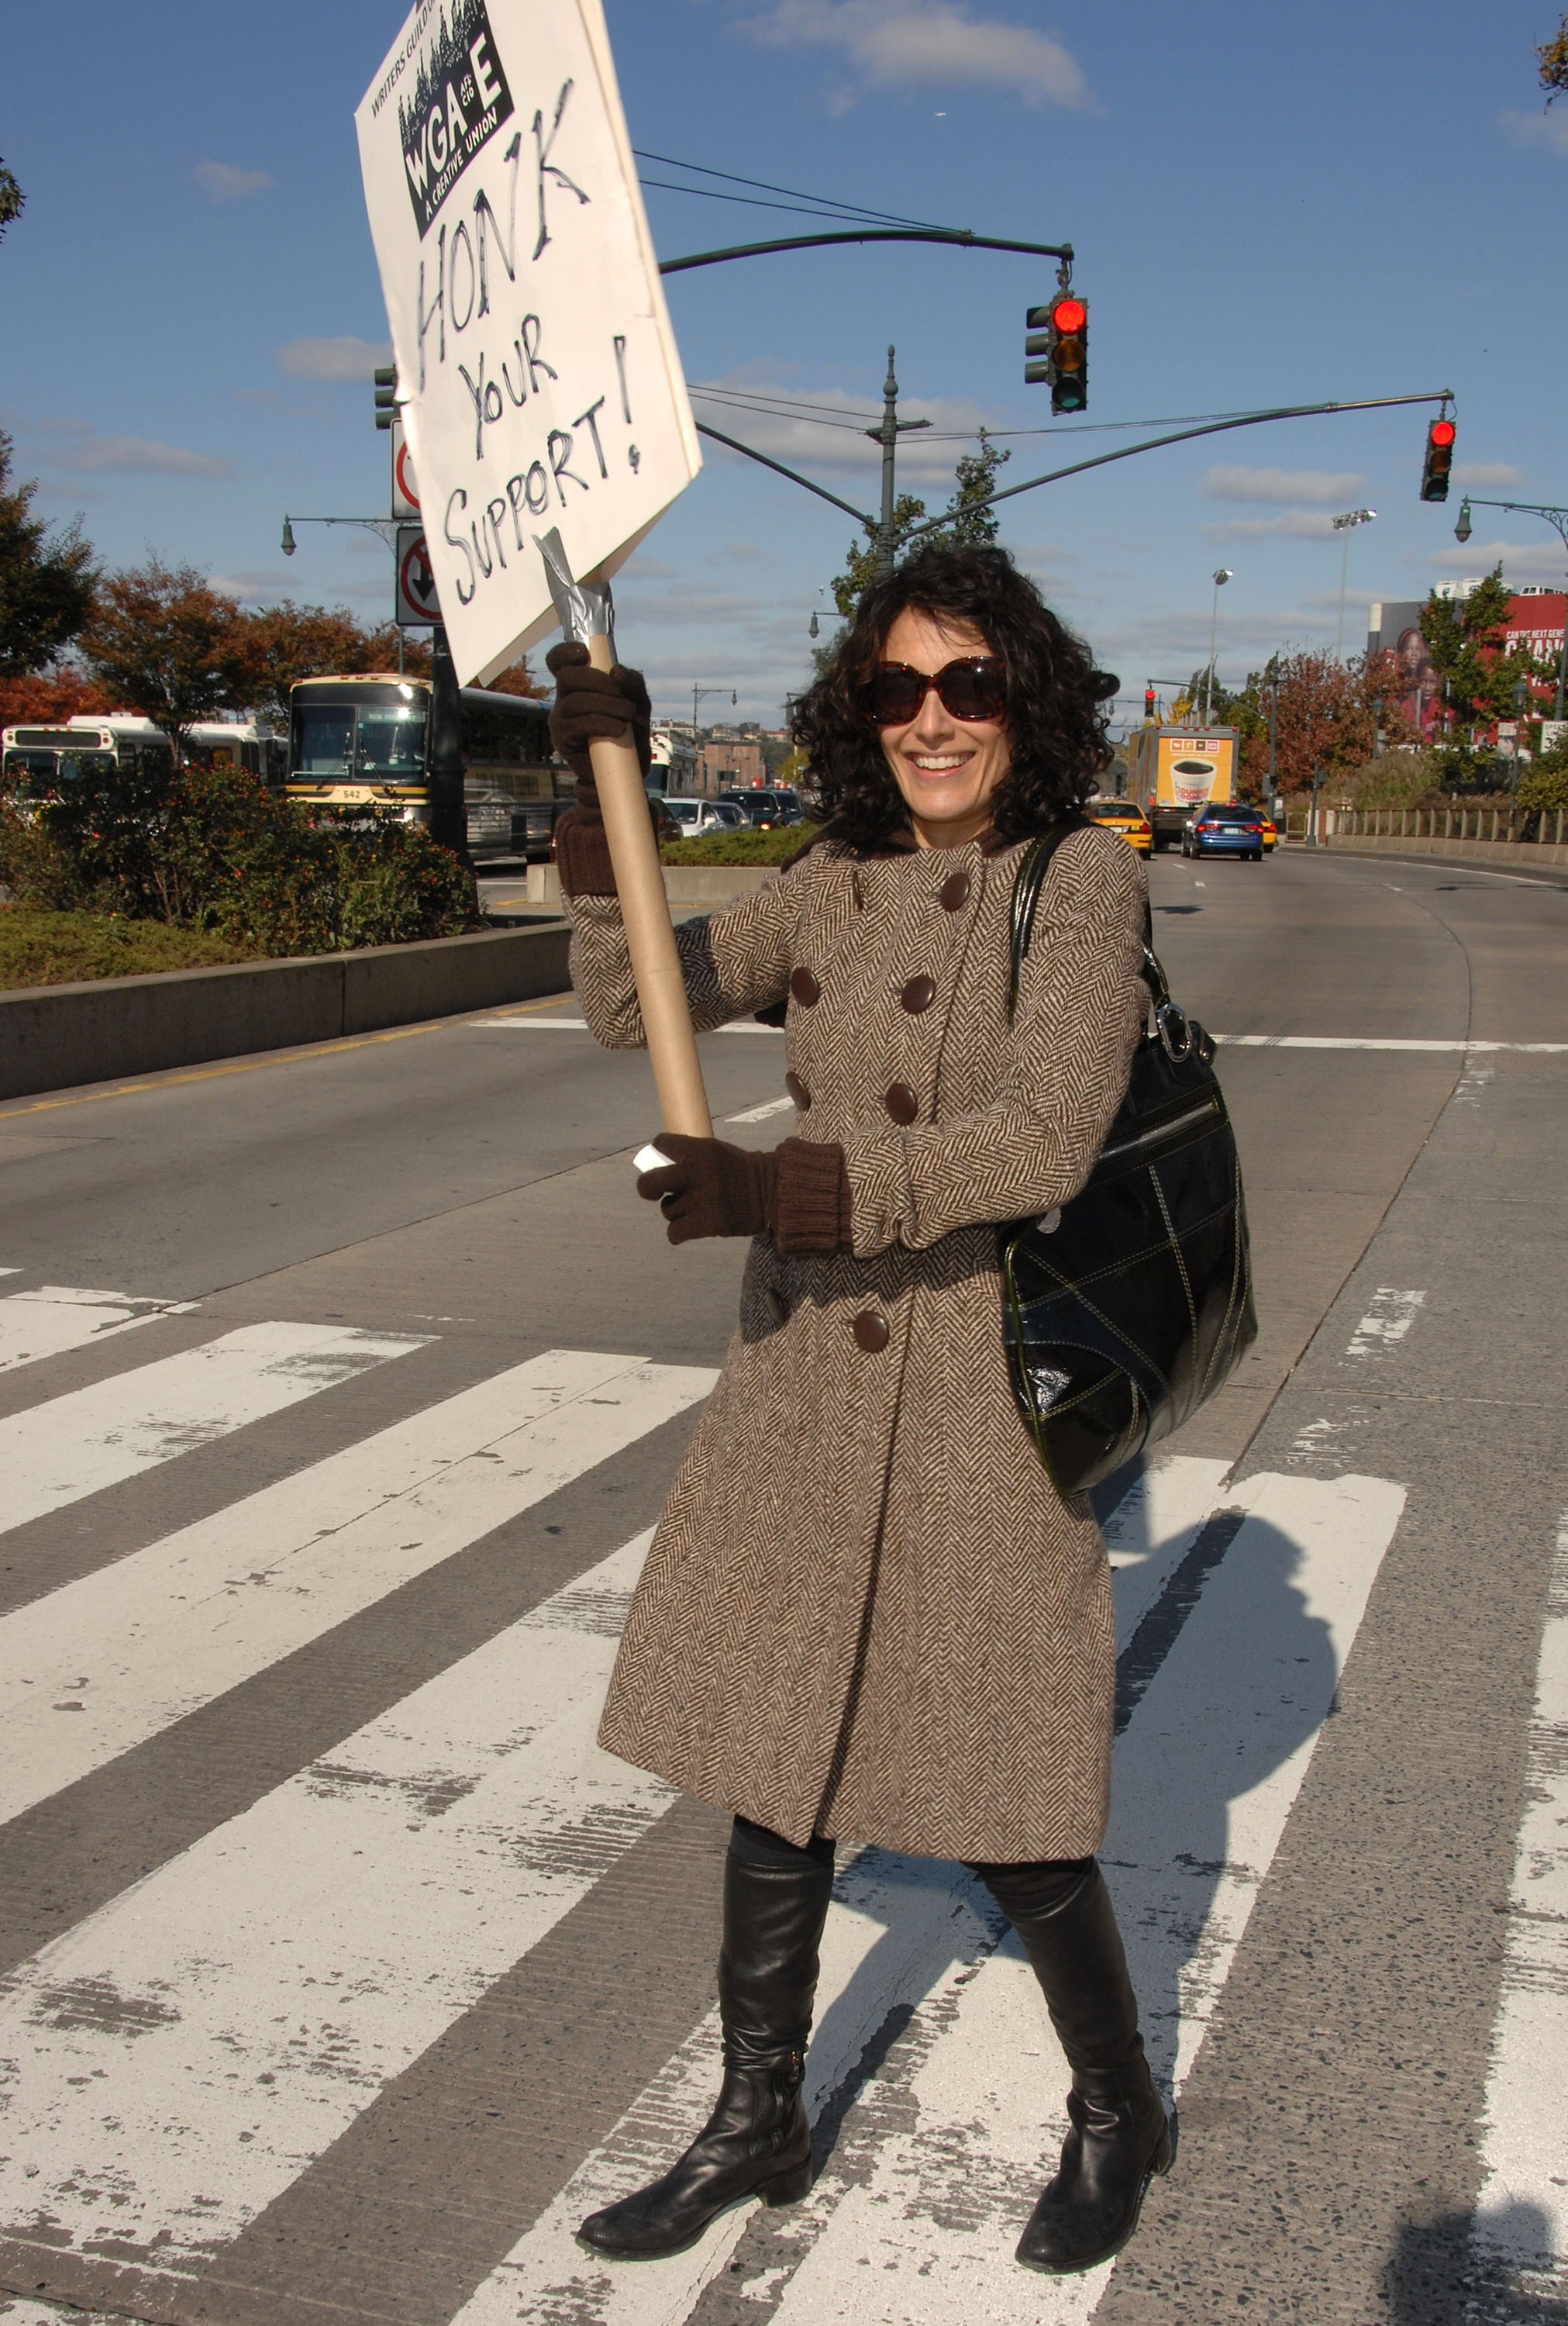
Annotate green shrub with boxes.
[0,906,260,989]
[0,764,476,952]
[1515,761,1568,815]
[660,822,824,866]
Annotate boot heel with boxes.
[1154,2107,1177,2176]
[760,2160,812,2207]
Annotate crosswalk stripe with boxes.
[0,1322,429,1538]
[446,1468,1407,2326]
[0,1351,717,1829]
[0,1283,190,1376]
[0,1527,676,2290]
[1470,1506,1568,2290]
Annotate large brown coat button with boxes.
[852,1309,890,1352]
[901,973,936,1014]
[884,1082,918,1125]
[790,967,821,1006]
[939,871,971,912]
[785,1072,812,1111]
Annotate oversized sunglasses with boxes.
[863,657,1008,726]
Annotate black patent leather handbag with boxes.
[1000,823,1257,1495]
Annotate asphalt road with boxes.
[0,847,1563,2326]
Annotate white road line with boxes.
[725,1096,795,1123]
[0,1351,716,1827]
[470,1017,784,1035]
[0,1283,191,1375]
[453,1468,1406,2326]
[1217,1035,1568,1053]
[1101,1453,1232,1648]
[1470,1510,1568,2298]
[0,1322,427,1538]
[0,1529,677,2280]
[1346,1286,1425,1358]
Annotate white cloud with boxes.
[1203,464,1367,506]
[1203,511,1343,540]
[28,421,234,478]
[1428,537,1568,581]
[1452,461,1524,488]
[195,159,274,202]
[276,336,394,383]
[691,374,994,487]
[1499,109,1568,157]
[736,1,1087,107]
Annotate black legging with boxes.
[731,1816,1094,1917]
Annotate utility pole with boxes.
[867,347,931,577]
[1266,666,1279,802]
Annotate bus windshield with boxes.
[292,701,429,782]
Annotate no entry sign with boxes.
[391,418,421,519]
[395,526,440,625]
[355,0,700,685]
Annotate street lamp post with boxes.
[867,347,932,578]
[1204,570,1232,724]
[1266,664,1280,804]
[1332,508,1376,659]
[1455,495,1568,722]
[282,512,407,672]
[691,684,739,795]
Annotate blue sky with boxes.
[2,0,1563,728]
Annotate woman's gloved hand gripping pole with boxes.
[547,644,850,1254]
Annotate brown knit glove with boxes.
[546,643,656,898]
[638,1135,852,1251]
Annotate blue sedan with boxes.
[1181,806,1270,861]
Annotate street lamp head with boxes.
[1214,568,1232,587]
[281,517,296,557]
[1454,499,1473,544]
[808,609,819,639]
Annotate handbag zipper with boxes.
[1098,1093,1220,1165]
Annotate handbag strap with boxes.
[1008,820,1180,1038]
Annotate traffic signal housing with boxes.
[1421,416,1456,502]
[1025,293,1088,413]
[374,365,398,432]
[1144,685,1156,721]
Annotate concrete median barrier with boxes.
[0,921,572,1103]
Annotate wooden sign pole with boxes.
[582,633,713,1139]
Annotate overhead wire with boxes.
[631,149,946,233]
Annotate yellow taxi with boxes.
[1083,795,1153,854]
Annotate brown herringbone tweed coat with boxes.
[568,822,1148,1861]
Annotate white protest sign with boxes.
[356,0,700,684]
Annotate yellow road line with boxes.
[0,992,573,1122]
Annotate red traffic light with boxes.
[1430,419,1456,447]
[1053,297,1087,333]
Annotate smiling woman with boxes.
[549,544,1170,2279]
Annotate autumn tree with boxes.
[0,433,98,677]
[481,654,544,697]
[78,561,253,758]
[0,157,22,245]
[1231,649,1413,796]
[1539,13,1568,98]
[234,603,432,724]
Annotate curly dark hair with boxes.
[791,544,1116,851]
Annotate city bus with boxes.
[1125,724,1239,851]
[184,722,288,784]
[2,715,174,791]
[285,675,567,859]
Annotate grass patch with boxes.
[659,823,824,866]
[0,906,264,989]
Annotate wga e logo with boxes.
[400,0,515,236]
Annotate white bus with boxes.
[183,722,288,784]
[2,715,174,790]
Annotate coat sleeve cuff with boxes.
[774,1137,853,1254]
[555,809,617,897]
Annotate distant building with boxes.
[696,734,766,792]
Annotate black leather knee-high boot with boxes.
[975,1857,1174,2275]
[577,1822,835,2261]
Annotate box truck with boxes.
[1125,726,1239,851]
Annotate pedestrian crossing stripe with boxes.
[0,1299,1554,2325]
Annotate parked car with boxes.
[1180,804,1273,861]
[663,795,748,836]
[716,787,804,829]
[1082,796,1153,855]
[646,791,684,844]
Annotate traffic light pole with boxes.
[1453,495,1568,721]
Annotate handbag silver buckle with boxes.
[1156,1002,1194,1061]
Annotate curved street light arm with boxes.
[694,421,874,526]
[660,227,1073,277]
